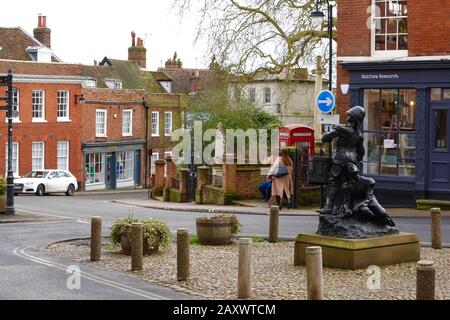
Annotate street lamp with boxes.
[310,0,334,92]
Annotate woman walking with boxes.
[268,149,294,210]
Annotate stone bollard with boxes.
[238,238,252,299]
[90,217,102,262]
[131,223,144,272]
[306,246,324,300]
[431,208,442,249]
[177,229,190,281]
[416,260,436,300]
[269,206,279,243]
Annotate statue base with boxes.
[294,233,421,270]
[317,213,399,239]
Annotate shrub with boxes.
[210,214,241,234]
[0,176,6,196]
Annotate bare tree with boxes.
[172,0,336,75]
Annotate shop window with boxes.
[431,88,442,101]
[373,0,408,52]
[443,89,450,100]
[434,110,448,150]
[116,151,134,182]
[85,153,105,185]
[363,88,416,177]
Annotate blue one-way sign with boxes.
[317,90,336,114]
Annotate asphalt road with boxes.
[13,192,450,244]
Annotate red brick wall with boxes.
[337,0,372,57]
[236,166,266,199]
[0,83,83,181]
[409,0,450,56]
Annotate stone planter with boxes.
[120,233,160,255]
[0,194,6,214]
[196,217,232,245]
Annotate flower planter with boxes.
[0,194,6,214]
[120,233,160,255]
[196,217,233,245]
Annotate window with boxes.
[32,90,45,121]
[363,89,416,177]
[96,110,107,137]
[373,0,408,51]
[434,110,448,150]
[164,112,173,136]
[12,88,19,120]
[151,112,159,137]
[151,153,159,174]
[122,110,133,136]
[248,88,256,103]
[5,142,19,176]
[32,142,45,171]
[57,90,70,121]
[57,141,69,171]
[116,151,135,181]
[85,153,105,185]
[115,81,123,89]
[264,88,272,104]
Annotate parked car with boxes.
[14,170,78,196]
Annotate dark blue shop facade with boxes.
[342,60,450,206]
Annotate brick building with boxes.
[0,16,183,192]
[337,0,450,204]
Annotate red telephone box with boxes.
[279,124,315,157]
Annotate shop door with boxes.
[106,153,117,190]
[134,150,142,187]
[428,104,450,192]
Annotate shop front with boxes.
[342,60,450,205]
[83,140,145,191]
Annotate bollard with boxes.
[238,238,252,299]
[90,217,102,261]
[131,223,144,271]
[431,208,442,249]
[269,206,279,243]
[416,260,435,300]
[306,246,324,300]
[177,229,190,281]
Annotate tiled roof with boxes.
[0,27,60,62]
[157,67,217,94]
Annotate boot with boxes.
[320,186,337,215]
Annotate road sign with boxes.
[320,113,340,125]
[317,90,336,114]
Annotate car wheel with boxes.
[66,184,75,197]
[36,184,45,197]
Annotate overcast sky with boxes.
[1,0,206,70]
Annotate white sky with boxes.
[1,0,207,70]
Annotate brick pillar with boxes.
[179,168,190,203]
[222,157,237,193]
[153,160,166,197]
[196,166,211,204]
[163,157,177,201]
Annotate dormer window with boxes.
[26,46,52,63]
[373,0,408,53]
[105,79,123,90]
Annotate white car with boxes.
[14,170,78,196]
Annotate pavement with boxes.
[112,197,450,218]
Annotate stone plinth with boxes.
[294,233,421,270]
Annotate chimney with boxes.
[165,52,183,69]
[33,14,51,48]
[128,32,147,69]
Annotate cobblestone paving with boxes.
[48,240,450,300]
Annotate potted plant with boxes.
[0,176,7,214]
[110,214,171,255]
[196,214,241,245]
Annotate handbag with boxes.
[274,166,289,178]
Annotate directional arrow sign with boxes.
[317,90,336,114]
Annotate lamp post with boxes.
[310,0,334,92]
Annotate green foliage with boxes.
[251,237,266,243]
[189,236,201,245]
[110,213,171,250]
[0,176,6,196]
[210,214,241,234]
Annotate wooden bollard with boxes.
[131,223,144,271]
[416,260,435,300]
[269,206,279,243]
[306,246,324,300]
[90,217,102,261]
[431,208,442,249]
[238,238,252,299]
[177,229,190,281]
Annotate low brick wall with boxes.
[236,165,269,200]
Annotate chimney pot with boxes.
[137,37,141,48]
[131,31,136,47]
[42,16,47,28]
[37,14,42,27]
